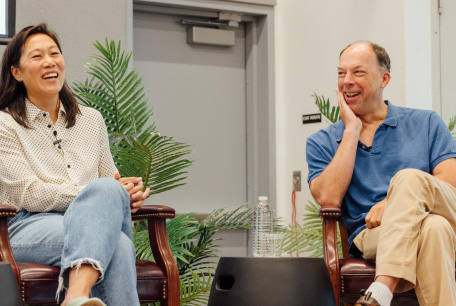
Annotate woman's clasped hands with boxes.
[114,172,150,213]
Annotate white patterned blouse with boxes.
[0,99,117,212]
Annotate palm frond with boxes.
[178,223,220,276]
[312,93,341,124]
[133,213,198,265]
[75,39,152,136]
[204,204,253,230]
[72,38,192,195]
[282,200,342,258]
[113,135,192,194]
[180,270,213,306]
[178,205,255,275]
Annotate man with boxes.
[306,42,456,306]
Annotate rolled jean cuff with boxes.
[56,257,104,301]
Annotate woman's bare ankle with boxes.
[60,289,90,306]
[61,264,99,305]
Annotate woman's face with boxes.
[11,33,65,102]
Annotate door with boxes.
[133,8,248,256]
[133,0,276,256]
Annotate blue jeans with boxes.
[8,178,140,306]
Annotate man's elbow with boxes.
[314,194,342,208]
[311,190,342,208]
[310,179,343,208]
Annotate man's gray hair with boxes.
[340,41,391,73]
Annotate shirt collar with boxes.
[25,98,67,123]
[335,100,398,143]
[381,100,399,127]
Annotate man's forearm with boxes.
[310,128,359,207]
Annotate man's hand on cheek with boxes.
[336,89,362,133]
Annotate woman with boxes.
[0,24,149,306]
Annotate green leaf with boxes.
[282,200,343,258]
[448,115,456,142]
[179,269,213,306]
[312,93,341,124]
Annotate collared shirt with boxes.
[306,101,456,255]
[0,100,117,212]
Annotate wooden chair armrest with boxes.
[0,204,20,287]
[0,205,16,215]
[131,205,175,221]
[319,206,342,218]
[132,205,180,305]
[319,206,341,305]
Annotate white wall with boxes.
[274,0,438,226]
[404,0,440,111]
[440,0,456,124]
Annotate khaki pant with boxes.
[353,169,456,305]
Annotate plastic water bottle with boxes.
[252,196,273,257]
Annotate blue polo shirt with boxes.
[306,101,456,256]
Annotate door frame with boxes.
[130,0,277,213]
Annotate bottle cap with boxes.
[258,196,268,201]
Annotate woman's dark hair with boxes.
[0,23,80,128]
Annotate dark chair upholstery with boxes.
[0,204,180,306]
[319,206,421,306]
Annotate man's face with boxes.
[337,43,390,115]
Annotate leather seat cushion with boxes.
[339,258,418,305]
[18,260,166,305]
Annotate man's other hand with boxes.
[365,199,387,229]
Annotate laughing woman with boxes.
[0,24,149,306]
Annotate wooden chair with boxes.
[0,204,180,306]
[319,206,419,306]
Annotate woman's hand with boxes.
[114,172,151,213]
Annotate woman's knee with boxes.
[86,177,130,206]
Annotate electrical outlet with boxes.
[293,171,301,191]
